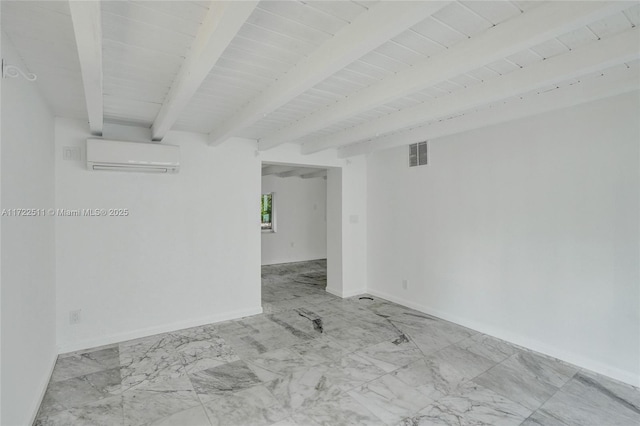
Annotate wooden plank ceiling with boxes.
[2,1,638,157]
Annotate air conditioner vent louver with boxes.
[86,139,180,173]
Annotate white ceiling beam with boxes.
[301,170,328,179]
[208,1,452,146]
[151,1,258,141]
[338,64,639,158]
[303,27,640,154]
[262,165,295,176]
[277,169,310,178]
[277,168,324,178]
[259,0,631,150]
[69,0,103,136]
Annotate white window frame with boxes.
[261,192,276,233]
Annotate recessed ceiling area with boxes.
[262,163,327,179]
[2,0,638,155]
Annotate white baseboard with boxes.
[28,351,57,425]
[261,257,327,266]
[326,287,366,299]
[342,287,367,298]
[366,288,640,388]
[57,307,263,354]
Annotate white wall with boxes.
[1,35,57,425]
[261,174,326,265]
[367,92,640,386]
[260,145,367,297]
[55,119,262,352]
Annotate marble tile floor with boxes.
[35,259,639,426]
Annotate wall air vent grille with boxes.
[409,141,428,167]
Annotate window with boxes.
[261,193,275,231]
[409,141,428,167]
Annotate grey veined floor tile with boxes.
[202,385,288,426]
[399,381,532,426]
[39,367,122,414]
[35,259,639,426]
[51,346,120,382]
[188,359,263,403]
[119,334,187,391]
[148,405,211,426]
[353,335,424,373]
[522,370,640,426]
[122,376,201,426]
[473,350,578,410]
[34,395,124,426]
[293,393,386,426]
[348,373,433,424]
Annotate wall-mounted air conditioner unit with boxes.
[86,139,180,173]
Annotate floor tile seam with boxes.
[468,350,537,402]
[195,387,216,426]
[428,339,499,381]
[49,374,116,414]
[275,349,391,401]
[509,351,578,397]
[392,394,441,426]
[347,396,401,426]
[518,408,548,426]
[386,349,518,415]
[471,347,525,383]
[536,367,581,404]
[121,394,126,426]
[470,350,560,415]
[321,388,389,426]
[259,377,299,419]
[517,384,574,426]
[416,376,535,426]
[344,370,437,426]
[340,355,419,407]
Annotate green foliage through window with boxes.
[261,193,273,230]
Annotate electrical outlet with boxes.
[69,309,81,325]
[402,279,408,290]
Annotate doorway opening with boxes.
[260,162,337,311]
